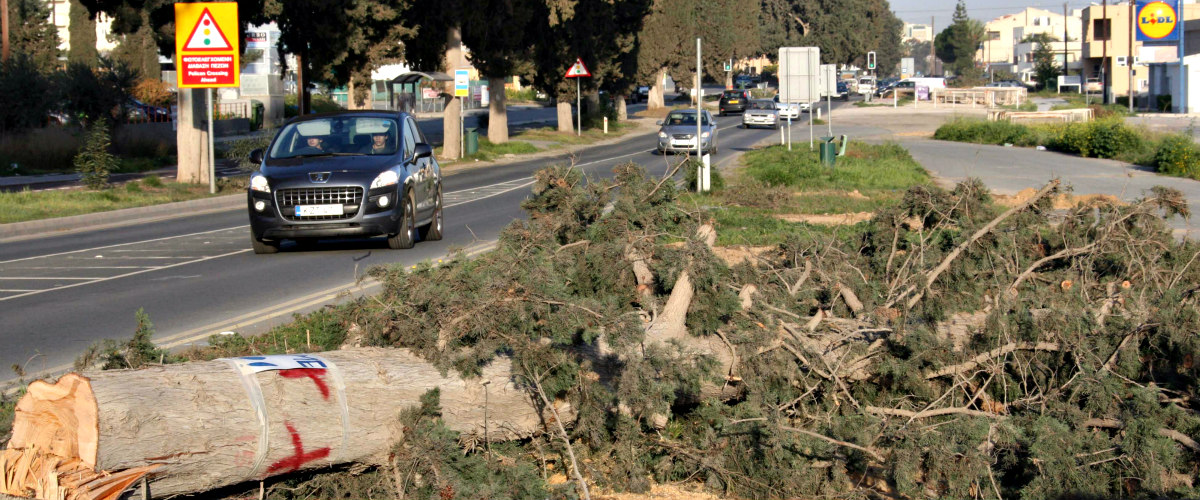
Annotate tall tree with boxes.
[400,0,465,156]
[758,0,903,72]
[7,0,59,72]
[903,39,933,76]
[1031,38,1060,90]
[68,0,97,67]
[108,11,160,80]
[933,0,983,78]
[461,0,538,143]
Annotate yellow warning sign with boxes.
[175,3,239,88]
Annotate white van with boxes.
[902,77,946,92]
[855,76,876,95]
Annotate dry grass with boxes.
[0,178,239,224]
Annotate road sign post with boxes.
[565,58,591,136]
[175,2,239,194]
[779,47,820,152]
[454,69,469,158]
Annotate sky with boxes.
[891,0,1112,33]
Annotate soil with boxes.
[775,212,875,225]
[992,187,1127,209]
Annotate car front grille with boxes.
[672,134,694,140]
[276,186,364,221]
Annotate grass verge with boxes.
[0,176,244,225]
[680,141,931,246]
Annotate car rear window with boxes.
[723,91,743,98]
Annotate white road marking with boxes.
[0,277,96,280]
[0,289,36,292]
[0,226,246,265]
[11,266,157,270]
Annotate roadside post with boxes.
[454,69,469,158]
[821,64,835,137]
[175,2,240,194]
[565,58,591,136]
[695,38,709,192]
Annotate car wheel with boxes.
[251,233,279,254]
[418,185,444,241]
[387,192,417,250]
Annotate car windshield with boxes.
[269,116,400,159]
[750,100,775,110]
[722,91,743,98]
[664,112,710,126]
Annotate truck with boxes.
[855,75,876,96]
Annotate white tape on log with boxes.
[220,354,350,478]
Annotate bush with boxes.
[682,157,726,191]
[223,134,272,172]
[0,54,54,133]
[505,87,539,102]
[1152,135,1200,179]
[933,119,1032,145]
[1050,119,1143,159]
[75,121,117,189]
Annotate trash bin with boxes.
[250,100,264,131]
[818,136,836,167]
[465,128,479,155]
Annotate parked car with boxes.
[741,99,779,129]
[718,89,753,115]
[772,95,802,119]
[656,109,718,155]
[836,81,850,100]
[246,111,443,254]
[126,98,171,123]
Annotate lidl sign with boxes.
[1137,0,1180,42]
[175,2,240,88]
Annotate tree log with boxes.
[1,348,549,500]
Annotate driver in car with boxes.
[296,135,326,155]
[363,131,396,155]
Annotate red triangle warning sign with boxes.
[183,8,233,51]
[565,58,591,78]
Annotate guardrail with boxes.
[932,87,1028,108]
[987,108,1093,124]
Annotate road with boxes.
[0,102,844,386]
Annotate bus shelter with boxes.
[389,71,453,113]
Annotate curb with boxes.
[0,194,245,242]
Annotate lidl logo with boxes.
[1137,0,1179,41]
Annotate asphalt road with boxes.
[0,102,843,386]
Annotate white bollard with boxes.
[603,116,608,134]
[780,121,785,145]
[701,154,711,192]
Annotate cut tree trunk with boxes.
[174,87,208,185]
[0,348,548,500]
[557,101,573,133]
[487,76,509,144]
[617,97,628,121]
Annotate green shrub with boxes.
[75,121,117,189]
[1152,135,1200,179]
[142,174,163,187]
[933,119,1031,145]
[682,157,726,191]
[124,180,142,192]
[1050,119,1142,159]
[223,133,272,171]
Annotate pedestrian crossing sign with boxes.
[175,2,240,88]
[565,58,591,78]
[182,8,233,50]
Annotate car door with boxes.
[405,117,436,215]
[399,117,426,213]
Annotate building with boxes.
[1079,2,1200,107]
[1012,39,1083,85]
[902,23,933,43]
[46,0,119,56]
[978,7,1083,77]
[1145,15,1200,113]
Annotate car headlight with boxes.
[250,173,270,193]
[370,170,399,189]
[658,131,668,139]
[700,131,710,138]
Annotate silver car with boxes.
[656,109,718,155]
[741,99,779,129]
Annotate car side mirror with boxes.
[249,148,264,164]
[656,120,663,126]
[414,143,433,160]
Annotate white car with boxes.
[772,96,802,119]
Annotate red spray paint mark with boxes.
[278,368,330,400]
[267,421,331,474]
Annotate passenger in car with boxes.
[362,131,396,155]
[295,135,326,155]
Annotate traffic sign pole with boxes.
[576,77,581,136]
[207,89,215,194]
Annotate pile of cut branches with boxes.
[351,163,1200,499]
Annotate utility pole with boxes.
[696,37,701,161]
[1102,0,1109,104]
[1128,0,1135,112]
[930,16,937,75]
[1064,3,1069,84]
[1,0,9,62]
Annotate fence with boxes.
[216,102,253,120]
[987,108,1093,124]
[932,87,1028,108]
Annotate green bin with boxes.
[818,136,836,167]
[250,100,264,131]
[465,127,479,155]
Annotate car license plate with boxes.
[296,204,344,216]
[729,99,739,103]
